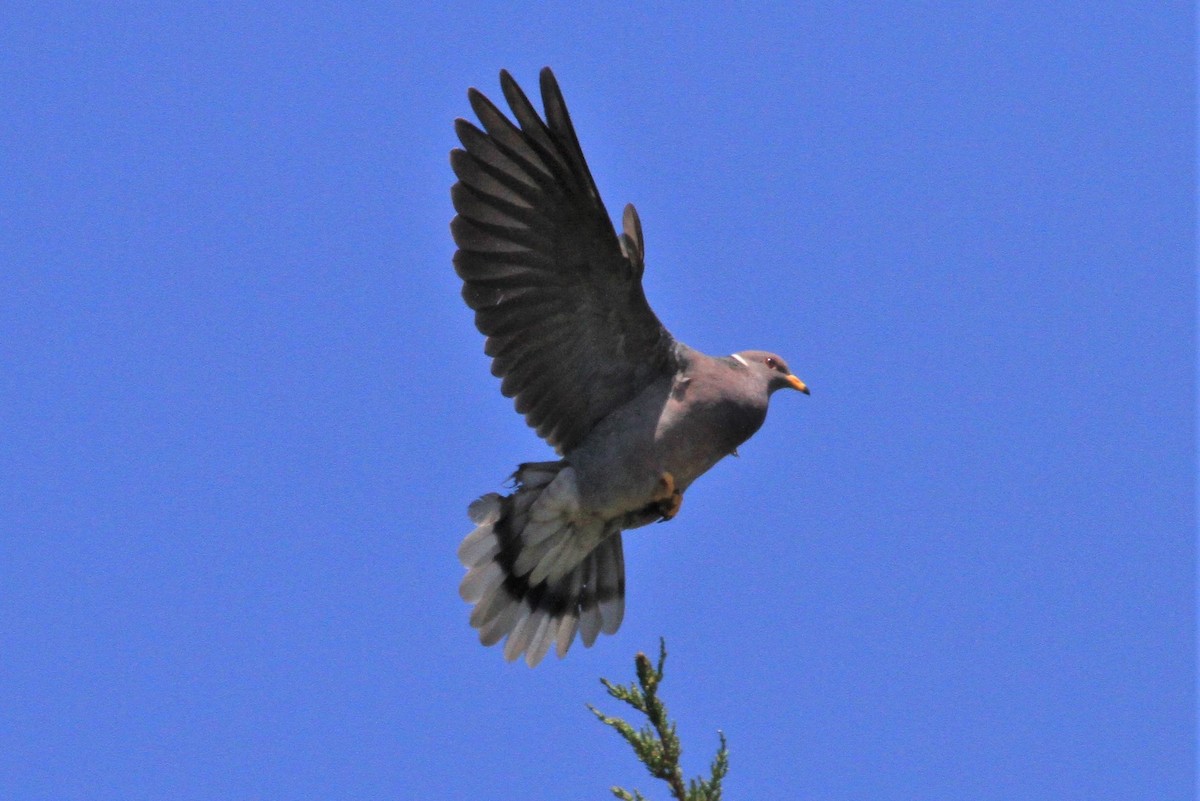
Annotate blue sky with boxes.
[1,3,1194,799]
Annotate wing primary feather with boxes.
[454,119,541,193]
[453,249,558,281]
[539,68,606,212]
[449,149,535,210]
[453,217,558,258]
[451,149,547,209]
[454,216,555,255]
[498,69,573,179]
[450,216,543,255]
[467,88,555,181]
[451,183,539,230]
[455,259,559,291]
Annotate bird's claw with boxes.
[653,471,683,522]
[654,492,683,522]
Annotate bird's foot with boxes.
[655,492,683,522]
[652,471,683,522]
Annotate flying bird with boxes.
[450,68,808,666]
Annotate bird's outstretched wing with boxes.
[450,68,678,454]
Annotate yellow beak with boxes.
[786,375,810,394]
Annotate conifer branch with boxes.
[589,640,729,801]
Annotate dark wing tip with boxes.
[465,89,499,131]
[452,118,476,144]
[538,67,562,108]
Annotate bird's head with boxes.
[732,350,810,395]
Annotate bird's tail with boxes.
[458,461,625,667]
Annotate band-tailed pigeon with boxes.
[451,68,808,667]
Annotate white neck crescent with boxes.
[730,353,750,367]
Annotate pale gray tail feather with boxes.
[457,461,625,667]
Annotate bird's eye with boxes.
[765,357,777,369]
